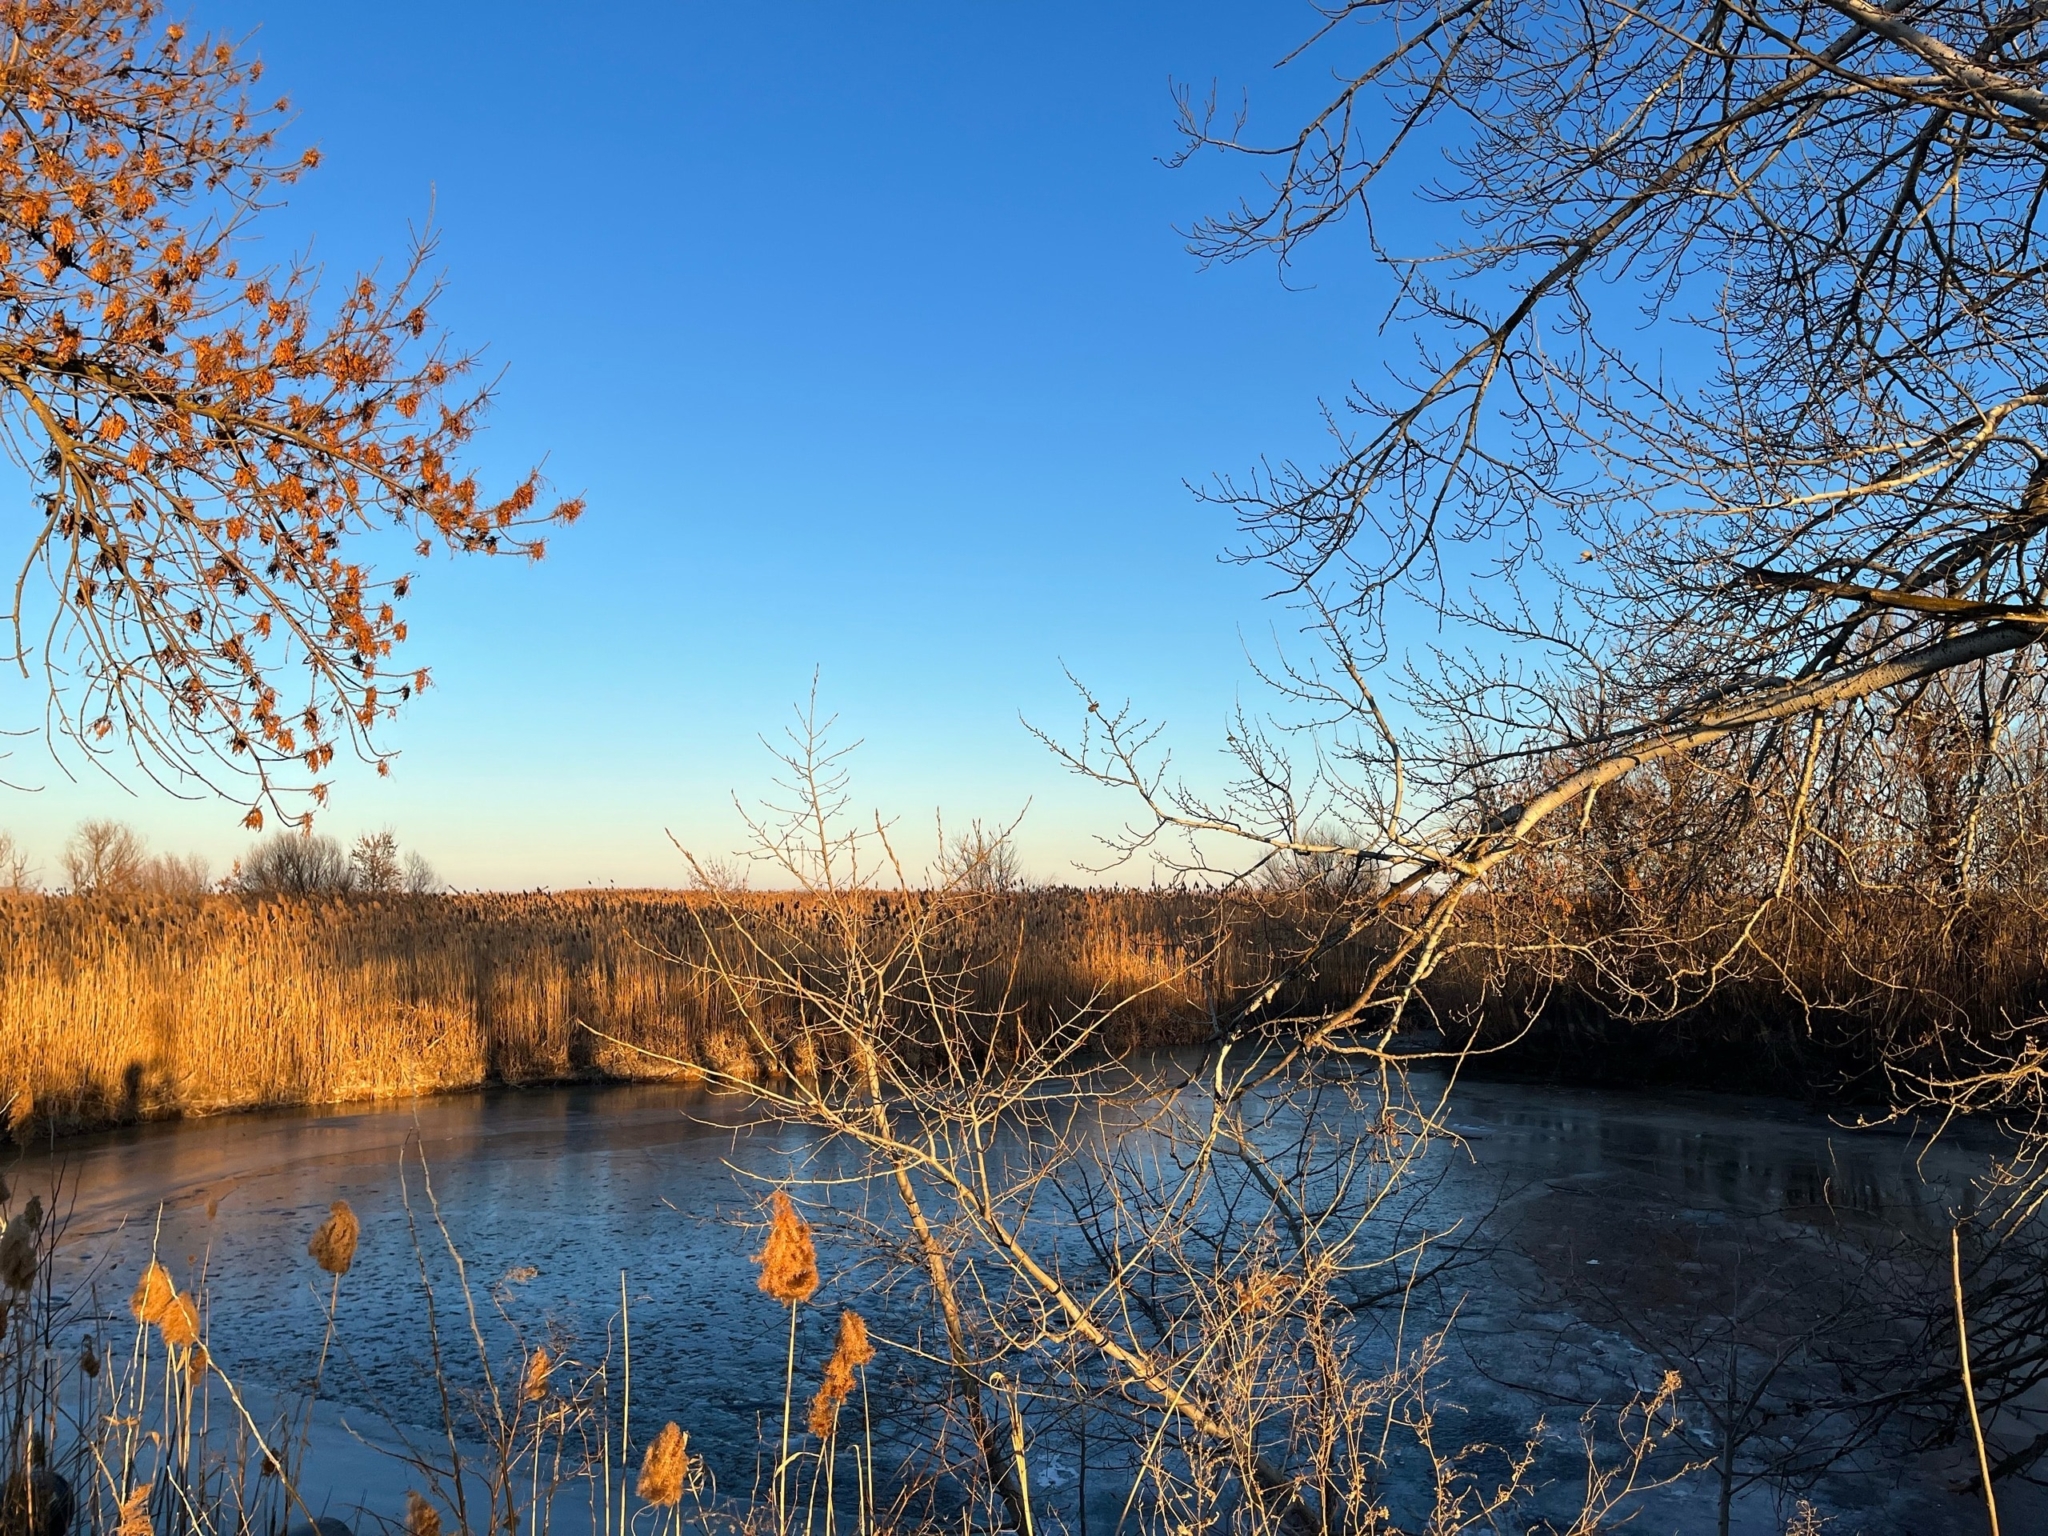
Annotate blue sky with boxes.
[4,1,1408,888]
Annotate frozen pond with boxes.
[15,1074,2041,1534]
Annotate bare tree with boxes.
[61,818,145,894]
[0,832,36,893]
[403,848,439,895]
[138,850,210,897]
[937,816,1025,893]
[350,830,403,894]
[1018,0,2048,1141]
[233,832,350,896]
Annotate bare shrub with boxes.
[234,833,350,896]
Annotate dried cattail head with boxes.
[186,1344,209,1386]
[0,1214,37,1292]
[636,1422,689,1507]
[159,1291,200,1349]
[81,1336,101,1377]
[806,1310,874,1438]
[0,1301,8,1343]
[116,1487,152,1536]
[406,1492,442,1536]
[520,1347,552,1404]
[259,1453,281,1479]
[309,1200,359,1276]
[752,1190,818,1307]
[130,1262,175,1324]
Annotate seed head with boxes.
[636,1422,690,1507]
[520,1346,552,1403]
[186,1343,209,1386]
[81,1336,101,1377]
[752,1190,818,1307]
[406,1493,442,1536]
[116,1488,152,1536]
[309,1200,359,1276]
[159,1291,200,1348]
[130,1262,175,1324]
[806,1310,874,1438]
[0,1211,38,1292]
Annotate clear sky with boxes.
[3,2,1406,889]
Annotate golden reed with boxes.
[308,1200,359,1276]
[0,889,1366,1139]
[807,1309,873,1438]
[636,1422,690,1507]
[754,1190,819,1308]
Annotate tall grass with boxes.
[0,891,1376,1139]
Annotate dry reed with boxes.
[520,1347,551,1403]
[158,1293,199,1349]
[0,1204,36,1291]
[0,889,1363,1139]
[405,1491,441,1536]
[114,1488,150,1536]
[754,1190,818,1308]
[806,1310,872,1438]
[129,1263,173,1325]
[635,1422,689,1507]
[308,1200,358,1275]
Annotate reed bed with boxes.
[0,890,1374,1139]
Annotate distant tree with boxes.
[62,818,145,894]
[349,830,402,893]
[138,850,210,896]
[938,819,1024,894]
[234,832,348,895]
[0,832,37,893]
[0,1,580,830]
[402,848,439,895]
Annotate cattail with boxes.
[406,1492,442,1536]
[0,1301,8,1343]
[308,1200,359,1275]
[116,1488,151,1536]
[636,1422,689,1507]
[520,1346,552,1403]
[0,1208,38,1291]
[752,1190,818,1307]
[186,1343,209,1386]
[81,1336,101,1377]
[806,1310,874,1438]
[130,1262,174,1324]
[159,1291,200,1348]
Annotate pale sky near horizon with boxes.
[1,2,1414,889]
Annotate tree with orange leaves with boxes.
[0,0,579,826]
